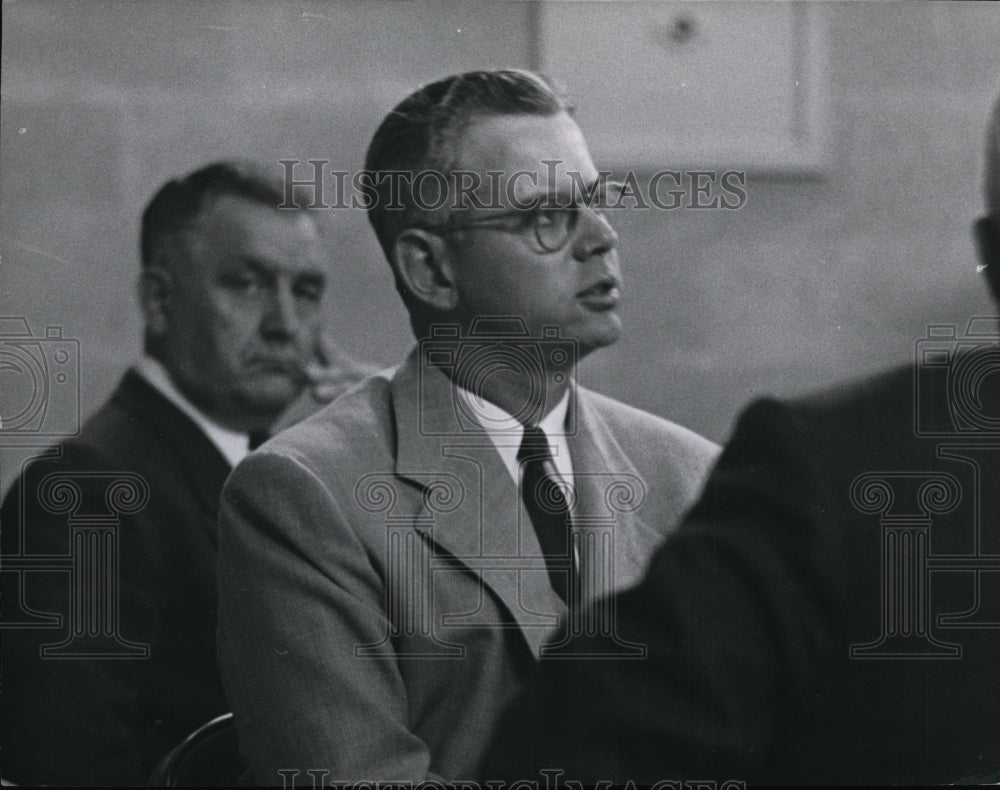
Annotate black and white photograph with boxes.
[2,1,1000,786]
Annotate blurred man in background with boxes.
[217,70,718,784]
[1,160,370,785]
[486,98,1000,786]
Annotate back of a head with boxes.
[362,69,574,259]
[140,159,289,269]
[978,94,1000,308]
[984,93,1000,217]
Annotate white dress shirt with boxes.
[454,385,574,485]
[135,356,251,468]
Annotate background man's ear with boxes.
[138,262,173,336]
[392,229,459,312]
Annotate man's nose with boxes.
[260,286,300,341]
[571,207,619,262]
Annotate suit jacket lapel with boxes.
[390,351,564,656]
[113,369,233,523]
[569,391,667,596]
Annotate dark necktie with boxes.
[248,430,269,451]
[517,425,577,603]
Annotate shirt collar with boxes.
[454,385,573,484]
[135,356,250,468]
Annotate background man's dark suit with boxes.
[1,371,231,784]
[0,161,361,785]
[2,354,371,785]
[489,358,1000,784]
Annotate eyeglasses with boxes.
[430,181,625,253]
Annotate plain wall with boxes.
[3,1,1000,493]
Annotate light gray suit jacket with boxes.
[217,350,718,784]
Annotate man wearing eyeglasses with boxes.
[216,69,718,784]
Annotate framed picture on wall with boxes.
[533,1,828,173]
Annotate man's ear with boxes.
[392,229,459,312]
[974,216,1000,306]
[138,262,173,336]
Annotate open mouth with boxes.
[576,277,621,308]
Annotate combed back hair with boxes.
[363,69,574,259]
[140,160,288,268]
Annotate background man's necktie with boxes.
[517,425,578,603]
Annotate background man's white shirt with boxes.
[136,356,250,468]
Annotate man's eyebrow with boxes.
[534,180,619,206]
[516,186,579,206]
[295,270,327,284]
[232,256,275,273]
[234,256,325,280]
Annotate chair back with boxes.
[147,712,246,787]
